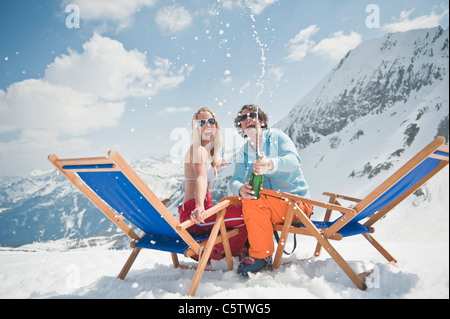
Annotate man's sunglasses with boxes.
[240,112,258,121]
[197,118,216,127]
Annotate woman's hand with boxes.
[216,158,227,171]
[190,205,206,224]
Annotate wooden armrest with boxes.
[160,198,170,206]
[184,228,241,258]
[322,192,362,203]
[277,192,357,215]
[176,199,232,231]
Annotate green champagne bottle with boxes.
[249,156,264,199]
[250,121,263,199]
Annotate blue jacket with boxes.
[230,128,310,197]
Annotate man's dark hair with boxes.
[234,104,269,137]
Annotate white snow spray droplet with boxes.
[247,11,266,105]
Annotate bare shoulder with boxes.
[185,145,207,165]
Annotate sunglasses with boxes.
[197,118,216,127]
[240,112,258,121]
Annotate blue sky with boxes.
[0,0,448,175]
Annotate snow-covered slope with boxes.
[277,27,448,151]
[0,155,184,247]
[273,28,449,220]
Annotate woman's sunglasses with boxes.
[240,112,258,121]
[197,118,216,127]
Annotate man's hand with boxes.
[253,152,274,175]
[239,183,257,200]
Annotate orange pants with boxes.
[242,190,313,259]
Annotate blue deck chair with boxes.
[48,150,241,296]
[271,136,449,290]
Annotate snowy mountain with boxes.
[1,27,448,248]
[273,26,448,200]
[277,26,448,151]
[0,156,184,247]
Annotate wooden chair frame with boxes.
[272,137,449,290]
[49,150,241,296]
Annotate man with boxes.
[230,105,312,275]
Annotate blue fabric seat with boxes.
[300,221,371,237]
[49,150,240,296]
[77,171,180,241]
[272,137,449,291]
[307,150,447,238]
[134,233,209,253]
[353,153,444,223]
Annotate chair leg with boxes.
[362,233,397,264]
[314,194,337,257]
[295,207,367,290]
[171,253,180,268]
[319,235,367,290]
[219,221,234,271]
[187,210,227,296]
[118,247,142,280]
[272,206,296,269]
[313,244,322,257]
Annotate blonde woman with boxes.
[178,107,247,260]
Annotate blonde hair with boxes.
[192,107,222,167]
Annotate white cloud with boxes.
[66,0,157,23]
[0,34,191,136]
[154,6,193,34]
[285,25,320,62]
[149,57,193,93]
[45,34,153,101]
[221,76,233,85]
[159,107,192,114]
[220,0,279,15]
[246,0,279,15]
[0,79,125,135]
[221,0,238,10]
[267,67,285,82]
[285,26,362,62]
[0,129,92,175]
[383,7,449,32]
[311,31,362,61]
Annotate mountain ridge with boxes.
[276,27,448,150]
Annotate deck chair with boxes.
[48,150,242,296]
[271,136,449,290]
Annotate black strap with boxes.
[273,231,297,255]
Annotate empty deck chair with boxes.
[271,136,449,290]
[48,150,242,296]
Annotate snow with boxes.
[0,167,447,299]
[0,240,447,299]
